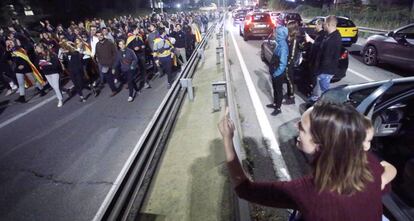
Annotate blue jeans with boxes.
[311,73,333,101]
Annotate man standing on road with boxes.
[266,24,289,116]
[305,18,326,97]
[310,15,341,101]
[95,30,118,97]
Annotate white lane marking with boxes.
[229,26,291,181]
[92,77,175,220]
[348,68,374,82]
[0,95,56,129]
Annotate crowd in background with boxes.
[0,11,218,106]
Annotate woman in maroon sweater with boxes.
[218,102,388,221]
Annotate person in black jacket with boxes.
[35,43,64,107]
[61,43,91,102]
[170,24,187,66]
[127,25,150,89]
[115,40,139,102]
[310,16,341,101]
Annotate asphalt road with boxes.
[225,18,405,219]
[0,73,174,220]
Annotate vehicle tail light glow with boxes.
[245,17,252,25]
[340,50,348,60]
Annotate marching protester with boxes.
[6,39,46,103]
[34,43,64,107]
[127,25,151,89]
[1,11,205,105]
[115,39,139,102]
[61,42,91,102]
[153,27,175,89]
[170,24,187,67]
[95,30,118,96]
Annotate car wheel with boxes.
[261,47,266,62]
[243,33,248,41]
[363,45,378,66]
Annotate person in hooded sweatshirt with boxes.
[266,23,288,116]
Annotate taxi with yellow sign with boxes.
[304,16,358,46]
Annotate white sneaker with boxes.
[57,100,63,107]
[10,83,18,90]
[128,96,133,102]
[5,89,14,96]
[114,79,118,84]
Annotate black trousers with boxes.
[159,56,173,84]
[70,70,85,97]
[103,71,117,92]
[124,70,139,97]
[137,54,148,86]
[272,74,284,109]
[285,70,294,98]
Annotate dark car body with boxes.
[260,34,348,94]
[361,23,414,71]
[315,77,414,221]
[280,12,303,27]
[239,12,274,41]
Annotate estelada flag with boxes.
[126,34,144,47]
[12,48,46,85]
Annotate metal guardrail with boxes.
[95,20,219,221]
[222,13,252,221]
[358,26,389,34]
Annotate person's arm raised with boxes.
[218,111,249,187]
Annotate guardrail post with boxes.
[180,78,194,101]
[198,48,205,63]
[216,47,223,64]
[212,81,227,111]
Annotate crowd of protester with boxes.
[0,11,218,106]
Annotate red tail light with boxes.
[245,17,252,25]
[340,50,348,60]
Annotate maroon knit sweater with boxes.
[235,153,387,221]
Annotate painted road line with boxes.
[0,95,56,129]
[229,25,291,181]
[348,68,375,82]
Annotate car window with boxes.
[252,14,270,22]
[375,83,414,107]
[285,13,302,22]
[397,25,414,40]
[349,87,380,107]
[337,18,355,27]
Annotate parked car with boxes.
[279,12,303,27]
[239,12,274,41]
[233,9,249,25]
[313,76,414,221]
[362,23,414,71]
[260,33,348,95]
[269,11,281,25]
[303,16,358,46]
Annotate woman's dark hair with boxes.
[310,101,374,195]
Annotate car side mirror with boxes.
[387,31,394,37]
